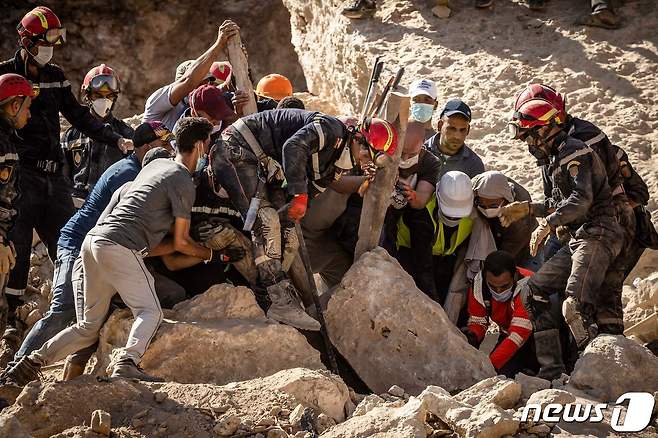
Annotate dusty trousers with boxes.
[524,220,622,377]
[30,235,163,366]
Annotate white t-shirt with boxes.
[143,84,187,131]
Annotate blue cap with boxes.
[440,99,472,122]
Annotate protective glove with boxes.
[0,241,16,274]
[208,245,246,264]
[530,219,551,257]
[287,193,308,222]
[498,201,530,228]
[555,225,572,244]
[460,327,479,347]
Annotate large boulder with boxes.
[325,248,495,395]
[95,284,324,384]
[569,334,658,401]
[1,368,348,437]
[454,376,522,409]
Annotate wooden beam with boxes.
[354,93,410,260]
[226,33,258,115]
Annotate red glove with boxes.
[288,193,308,222]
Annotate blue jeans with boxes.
[14,246,79,360]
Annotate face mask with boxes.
[398,154,419,169]
[477,205,501,219]
[31,45,53,67]
[439,210,461,228]
[211,121,223,135]
[91,98,113,118]
[489,283,515,302]
[335,146,353,170]
[196,151,208,173]
[410,103,434,123]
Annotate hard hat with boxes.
[210,61,232,85]
[507,98,563,140]
[437,171,474,218]
[362,118,398,158]
[0,73,38,106]
[17,6,66,46]
[81,64,121,96]
[255,74,293,101]
[514,84,566,124]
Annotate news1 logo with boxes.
[521,392,655,432]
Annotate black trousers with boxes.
[8,167,74,293]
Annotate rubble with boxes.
[325,248,495,395]
[454,376,522,409]
[94,285,324,384]
[569,334,658,401]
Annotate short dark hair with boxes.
[174,117,213,152]
[277,96,305,110]
[483,250,516,277]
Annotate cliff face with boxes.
[1,0,307,117]
[283,0,658,222]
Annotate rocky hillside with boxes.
[0,0,307,117]
[1,1,658,437]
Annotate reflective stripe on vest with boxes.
[396,194,472,256]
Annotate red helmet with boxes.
[81,64,121,96]
[362,118,398,158]
[210,61,232,84]
[0,73,38,105]
[508,98,562,139]
[514,84,566,123]
[17,6,66,46]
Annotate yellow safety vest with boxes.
[396,195,473,256]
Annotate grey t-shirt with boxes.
[143,84,187,131]
[90,159,195,252]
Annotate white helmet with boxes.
[437,171,474,218]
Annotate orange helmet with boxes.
[362,118,398,160]
[210,61,232,85]
[17,6,66,47]
[256,74,293,101]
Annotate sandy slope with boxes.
[286,0,657,272]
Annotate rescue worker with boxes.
[425,99,485,179]
[147,163,257,303]
[143,20,239,130]
[471,171,539,270]
[277,96,306,110]
[185,84,238,133]
[62,64,134,207]
[211,110,397,330]
[253,74,294,112]
[397,171,474,305]
[408,79,438,140]
[462,251,537,377]
[0,74,36,357]
[0,7,133,356]
[501,96,623,380]
[514,84,637,333]
[385,120,441,300]
[1,117,214,386]
[3,121,174,380]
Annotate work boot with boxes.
[0,355,42,387]
[581,6,619,29]
[533,329,566,381]
[341,0,376,19]
[527,0,545,11]
[62,359,85,381]
[267,280,321,331]
[110,358,164,382]
[475,0,493,8]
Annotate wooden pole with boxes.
[354,93,410,260]
[226,34,258,115]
